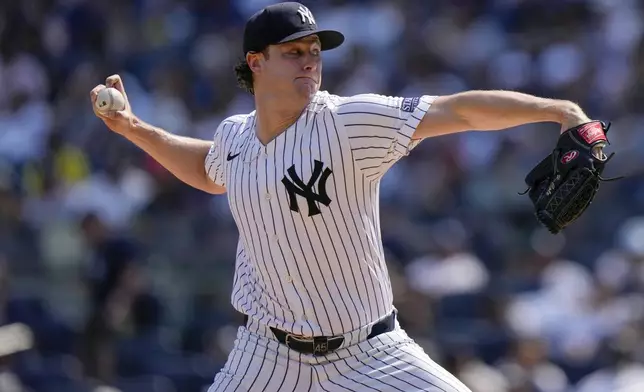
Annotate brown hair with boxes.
[234,49,270,95]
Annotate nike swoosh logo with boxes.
[227,152,241,161]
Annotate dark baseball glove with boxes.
[522,121,622,234]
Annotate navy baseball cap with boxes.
[243,2,345,54]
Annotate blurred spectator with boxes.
[576,327,644,392]
[404,218,490,298]
[496,338,570,392]
[1,0,644,391]
[77,212,146,384]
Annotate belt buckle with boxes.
[284,334,331,356]
[284,333,310,348]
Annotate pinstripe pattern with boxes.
[316,329,472,392]
[204,91,435,337]
[208,318,472,392]
[204,91,471,392]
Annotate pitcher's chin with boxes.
[295,79,318,98]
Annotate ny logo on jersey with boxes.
[282,160,332,217]
[297,5,316,25]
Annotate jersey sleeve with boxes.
[204,121,227,187]
[335,94,436,177]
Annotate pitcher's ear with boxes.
[246,51,264,73]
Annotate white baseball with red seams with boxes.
[95,87,126,113]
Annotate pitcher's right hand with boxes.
[90,74,135,135]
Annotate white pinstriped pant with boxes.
[207,317,472,392]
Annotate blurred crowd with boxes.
[2,0,644,391]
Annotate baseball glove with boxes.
[522,121,621,234]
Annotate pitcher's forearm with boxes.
[444,90,589,131]
[123,117,224,194]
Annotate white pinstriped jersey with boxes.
[205,91,435,337]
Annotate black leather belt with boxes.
[241,311,396,356]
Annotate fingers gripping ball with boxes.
[95,87,126,113]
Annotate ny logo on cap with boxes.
[297,5,316,25]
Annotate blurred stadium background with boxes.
[1,0,644,391]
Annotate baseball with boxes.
[95,87,126,113]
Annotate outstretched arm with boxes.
[90,75,225,195]
[413,90,592,139]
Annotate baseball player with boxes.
[90,2,606,391]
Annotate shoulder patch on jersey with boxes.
[401,97,421,113]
